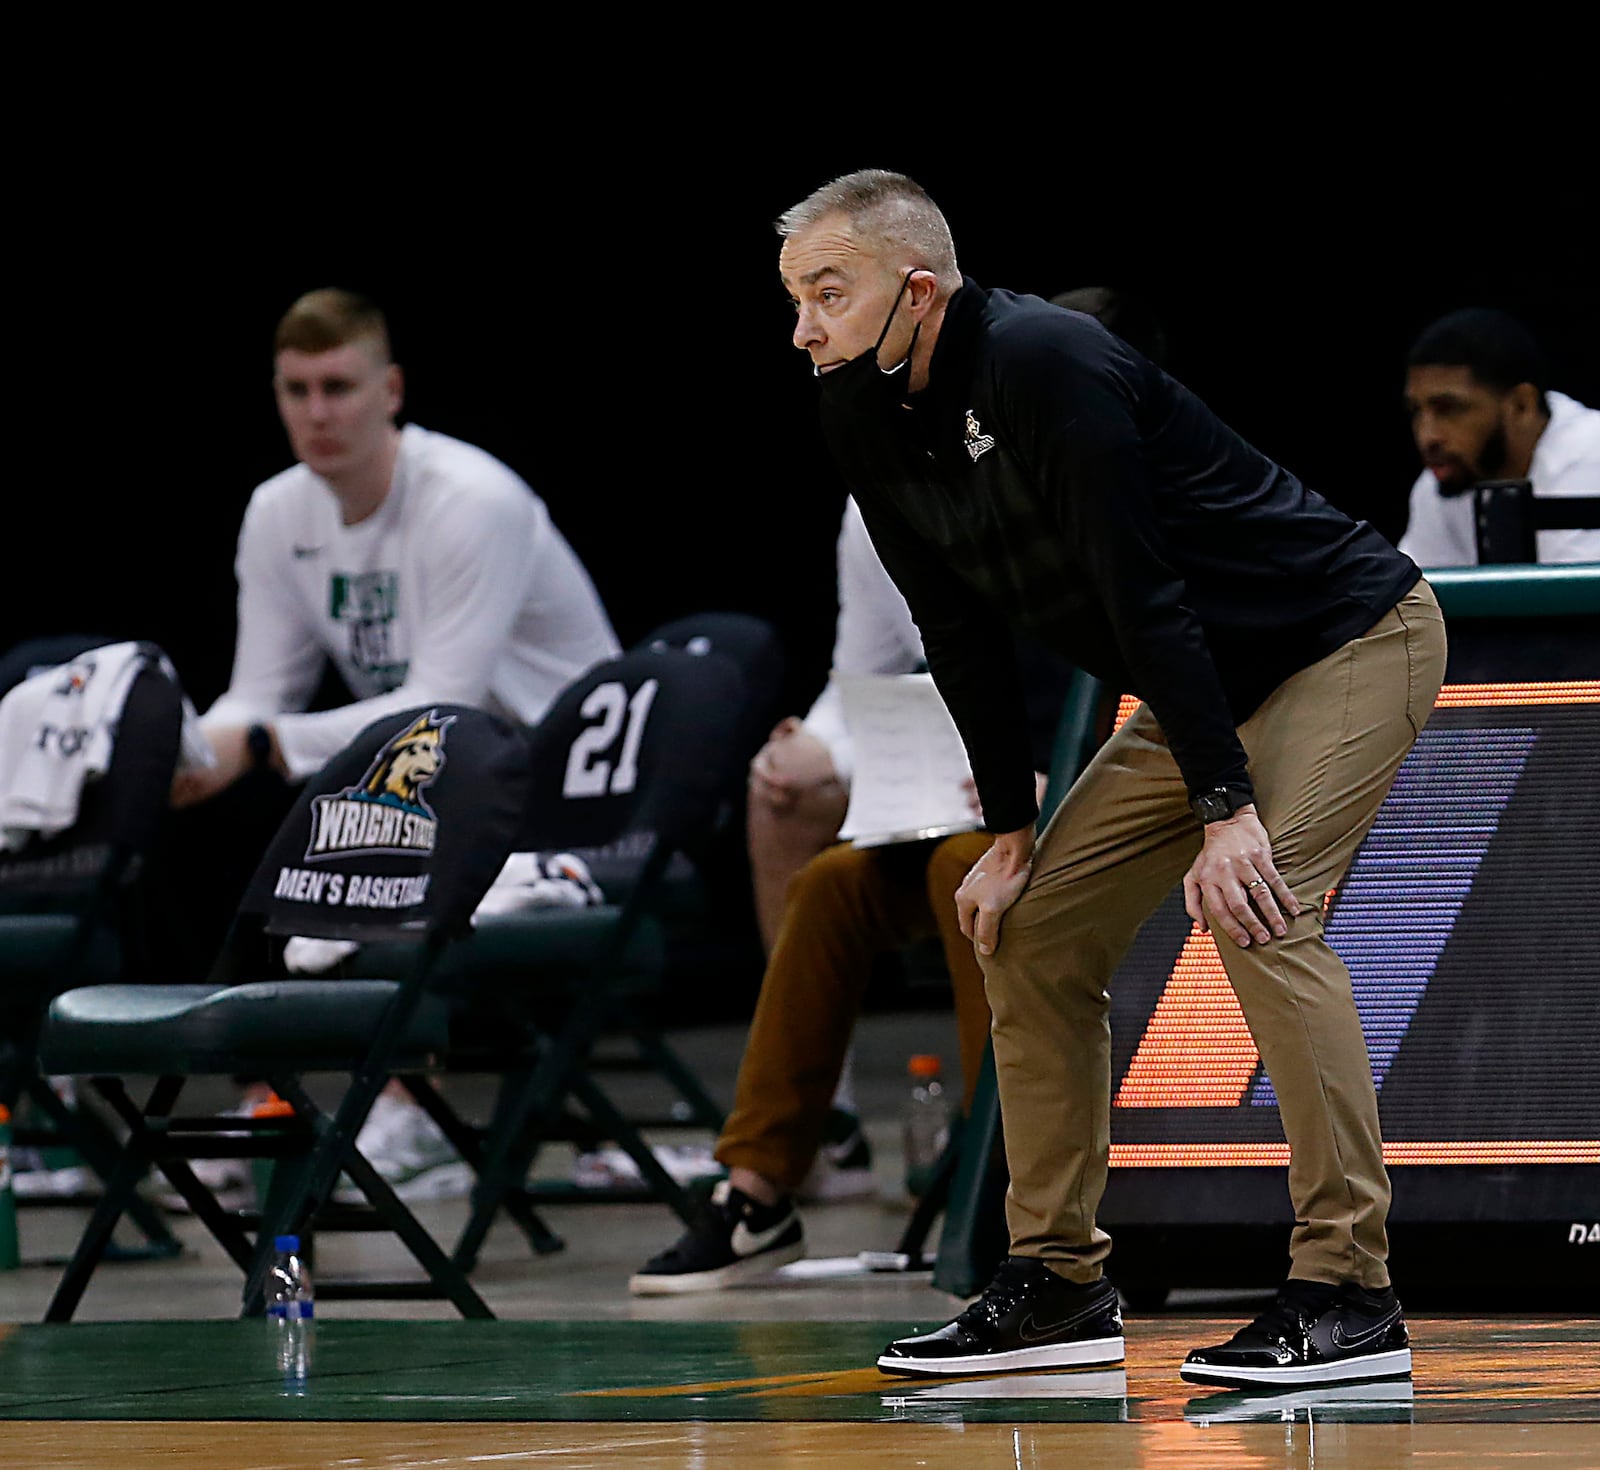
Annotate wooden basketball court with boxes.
[2,1313,1594,1467]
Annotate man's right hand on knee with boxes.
[956,827,1035,957]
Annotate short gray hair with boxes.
[775,169,959,287]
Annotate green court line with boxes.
[0,1321,1591,1426]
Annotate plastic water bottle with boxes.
[266,1233,315,1392]
[903,1055,952,1198]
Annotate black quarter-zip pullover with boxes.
[820,278,1421,835]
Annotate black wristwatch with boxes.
[246,723,274,771]
[1191,786,1253,824]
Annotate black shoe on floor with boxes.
[628,1179,803,1295]
[876,1256,1124,1377]
[1180,1279,1412,1388]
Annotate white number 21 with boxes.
[562,678,659,797]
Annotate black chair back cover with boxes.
[517,646,748,857]
[632,611,785,768]
[240,703,531,944]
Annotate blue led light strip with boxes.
[1250,725,1537,1105]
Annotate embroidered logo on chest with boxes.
[964,410,996,463]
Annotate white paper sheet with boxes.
[834,673,980,848]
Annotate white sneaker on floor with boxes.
[572,1142,724,1190]
[9,1147,100,1201]
[798,1110,877,1202]
[332,1092,472,1204]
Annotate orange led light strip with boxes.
[1114,682,1600,734]
[1112,679,1598,1113]
[1109,1142,1600,1167]
[1433,681,1600,707]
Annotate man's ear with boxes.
[907,269,942,319]
[1506,381,1541,421]
[386,363,405,419]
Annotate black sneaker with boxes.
[876,1256,1124,1377]
[628,1179,803,1295]
[1181,1280,1412,1388]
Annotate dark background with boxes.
[14,131,1597,729]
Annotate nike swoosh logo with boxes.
[730,1216,793,1257]
[1330,1308,1402,1350]
[292,545,323,559]
[1016,1304,1111,1344]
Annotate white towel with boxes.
[0,641,213,851]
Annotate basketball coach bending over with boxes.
[775,169,1446,1388]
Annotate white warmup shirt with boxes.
[801,496,925,782]
[204,425,622,778]
[1399,390,1600,567]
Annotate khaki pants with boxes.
[985,582,1447,1289]
[717,830,995,1192]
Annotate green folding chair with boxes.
[0,637,186,1260]
[351,643,755,1274]
[37,702,530,1320]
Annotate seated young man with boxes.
[164,287,621,1205]
[1398,306,1599,567]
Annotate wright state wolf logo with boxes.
[306,710,456,860]
[963,409,996,463]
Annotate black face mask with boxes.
[815,270,920,424]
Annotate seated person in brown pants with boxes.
[739,494,925,1199]
[629,503,1070,1293]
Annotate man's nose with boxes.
[1413,410,1439,450]
[793,304,823,353]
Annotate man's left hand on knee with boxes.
[1183,806,1301,947]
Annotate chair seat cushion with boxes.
[352,906,666,996]
[38,980,450,1076]
[459,906,665,985]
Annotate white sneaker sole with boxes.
[389,1161,475,1201]
[1180,1347,1413,1387]
[798,1167,878,1203]
[628,1238,805,1296]
[11,1166,97,1200]
[331,1160,475,1205]
[877,1334,1125,1377]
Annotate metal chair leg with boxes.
[26,1074,180,1252]
[44,1076,186,1322]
